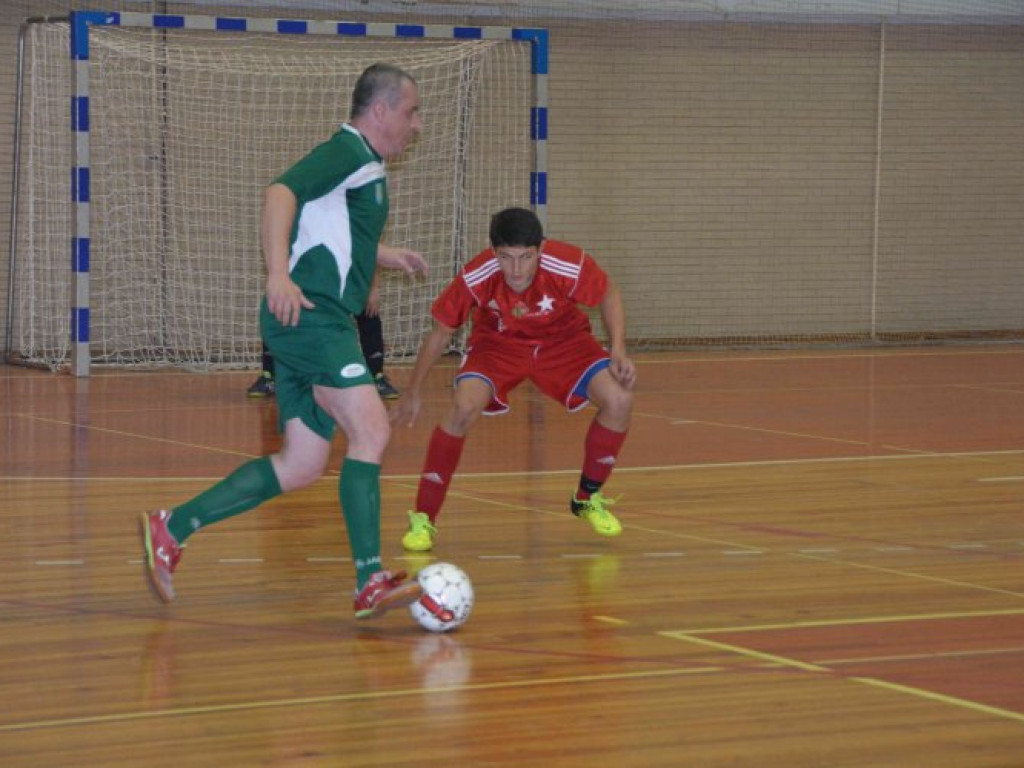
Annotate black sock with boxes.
[577,474,602,499]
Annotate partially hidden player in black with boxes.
[248,271,399,400]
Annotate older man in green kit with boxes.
[140,63,428,619]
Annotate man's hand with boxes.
[266,273,314,326]
[379,244,428,277]
[609,352,637,391]
[389,390,424,428]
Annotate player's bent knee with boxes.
[447,405,484,435]
[340,427,389,465]
[274,460,327,492]
[593,379,632,414]
[594,396,632,433]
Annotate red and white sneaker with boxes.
[353,570,422,620]
[139,510,183,603]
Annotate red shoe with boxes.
[354,570,422,620]
[139,510,183,603]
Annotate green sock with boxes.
[339,458,382,589]
[169,456,282,543]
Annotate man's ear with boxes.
[370,97,388,124]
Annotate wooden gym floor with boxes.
[1,346,1024,766]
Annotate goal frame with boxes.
[47,10,549,376]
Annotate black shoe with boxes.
[246,373,276,398]
[374,373,399,400]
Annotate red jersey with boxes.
[432,239,609,346]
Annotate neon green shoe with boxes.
[402,510,437,552]
[571,491,623,537]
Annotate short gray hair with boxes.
[350,63,415,119]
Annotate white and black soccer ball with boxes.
[409,562,474,633]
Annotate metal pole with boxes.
[4,22,28,363]
[869,22,886,343]
[6,17,70,365]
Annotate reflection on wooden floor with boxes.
[2,346,1024,766]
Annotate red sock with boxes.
[577,420,628,500]
[416,427,466,522]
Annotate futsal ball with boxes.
[409,562,474,633]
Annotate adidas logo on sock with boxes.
[422,472,444,484]
[597,456,617,466]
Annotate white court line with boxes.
[3,347,1013,384]
[45,541,1024,573]
[606,348,1024,365]
[644,552,686,557]
[6,448,1024,484]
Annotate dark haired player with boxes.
[392,207,636,551]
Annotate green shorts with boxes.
[259,302,373,440]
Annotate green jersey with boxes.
[274,124,389,320]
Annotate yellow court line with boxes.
[668,633,829,673]
[854,676,1024,724]
[0,664,722,734]
[820,645,1024,667]
[794,552,1024,599]
[665,632,1024,725]
[661,607,1024,637]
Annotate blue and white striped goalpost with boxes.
[66,10,548,376]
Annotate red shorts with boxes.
[455,333,610,415]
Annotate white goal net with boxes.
[12,18,534,370]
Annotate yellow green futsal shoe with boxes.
[570,491,623,537]
[402,510,437,552]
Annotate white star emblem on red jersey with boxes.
[537,294,555,313]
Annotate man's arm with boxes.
[378,243,428,277]
[262,183,313,326]
[598,279,637,390]
[390,320,456,427]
